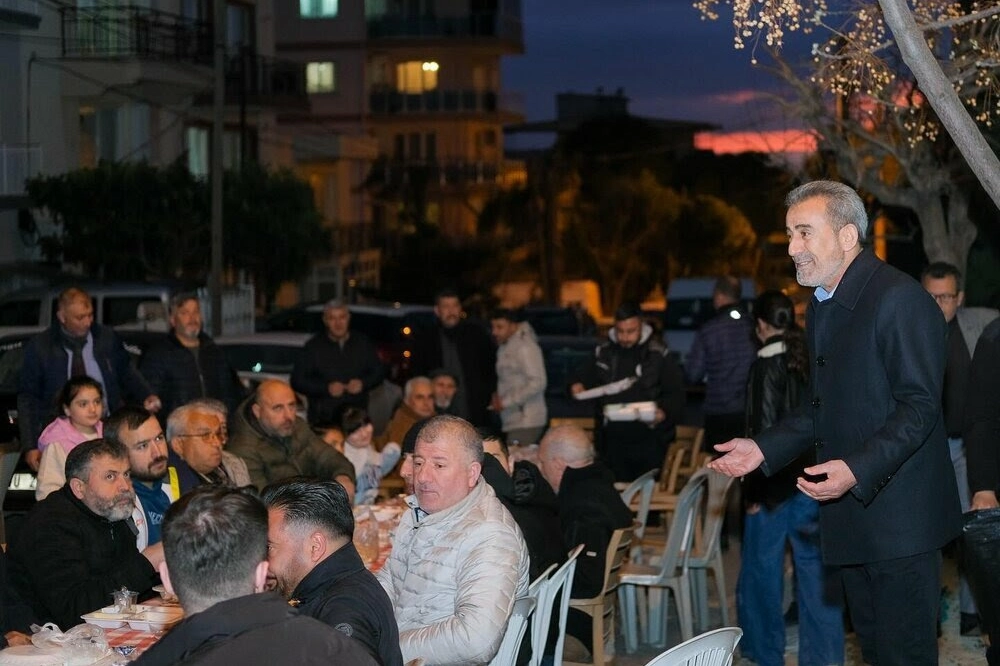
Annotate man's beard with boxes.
[93,491,136,522]
[131,458,168,483]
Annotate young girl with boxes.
[341,407,400,505]
[35,376,105,500]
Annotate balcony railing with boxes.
[221,52,308,106]
[367,11,522,43]
[0,144,42,196]
[60,5,210,61]
[370,89,498,115]
[370,160,503,188]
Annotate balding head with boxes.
[57,287,94,338]
[538,425,594,492]
[251,380,298,438]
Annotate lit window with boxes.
[307,62,336,93]
[300,0,337,18]
[396,61,438,94]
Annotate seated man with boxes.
[105,407,179,546]
[227,380,355,496]
[378,376,436,449]
[166,402,251,489]
[133,487,377,666]
[8,439,162,630]
[377,415,529,664]
[537,424,633,655]
[261,478,402,666]
[480,430,565,581]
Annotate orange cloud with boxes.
[694,129,818,155]
[710,90,769,105]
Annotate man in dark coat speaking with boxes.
[709,180,961,666]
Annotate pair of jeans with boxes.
[737,492,845,666]
[948,437,976,615]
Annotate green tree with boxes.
[222,163,329,308]
[24,160,204,280]
[24,161,328,306]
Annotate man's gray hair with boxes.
[785,180,869,241]
[416,415,484,464]
[166,403,214,441]
[540,425,595,465]
[404,376,432,400]
[323,298,348,312]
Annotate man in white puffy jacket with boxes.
[376,415,530,665]
[490,309,548,446]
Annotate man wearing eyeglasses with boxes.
[920,261,998,636]
[166,402,251,491]
[106,407,180,548]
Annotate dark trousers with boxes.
[841,550,941,666]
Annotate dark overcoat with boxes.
[757,250,961,565]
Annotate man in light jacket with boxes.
[490,308,548,445]
[376,415,529,665]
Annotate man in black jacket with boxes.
[537,424,632,656]
[134,486,377,666]
[291,299,385,426]
[410,289,496,427]
[570,302,686,481]
[261,478,402,666]
[481,432,565,581]
[19,287,159,457]
[140,293,244,420]
[710,181,960,666]
[8,439,162,630]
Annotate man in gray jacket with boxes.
[490,308,548,445]
[376,415,529,665]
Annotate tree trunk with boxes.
[879,0,1000,210]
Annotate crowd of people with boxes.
[0,179,997,665]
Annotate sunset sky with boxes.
[503,0,817,157]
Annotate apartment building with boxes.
[0,0,305,274]
[275,0,526,297]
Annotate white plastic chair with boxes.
[620,467,659,543]
[641,626,742,666]
[688,469,734,631]
[618,469,707,652]
[489,596,536,666]
[529,544,585,666]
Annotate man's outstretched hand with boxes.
[707,438,765,477]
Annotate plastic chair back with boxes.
[530,544,584,666]
[489,596,536,666]
[620,467,659,541]
[642,626,742,666]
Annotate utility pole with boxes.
[210,0,225,336]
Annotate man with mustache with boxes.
[227,380,355,496]
[106,407,180,547]
[7,439,162,629]
[709,181,960,665]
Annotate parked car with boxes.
[0,281,256,337]
[260,302,437,382]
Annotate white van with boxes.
[662,277,757,364]
[0,282,255,337]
